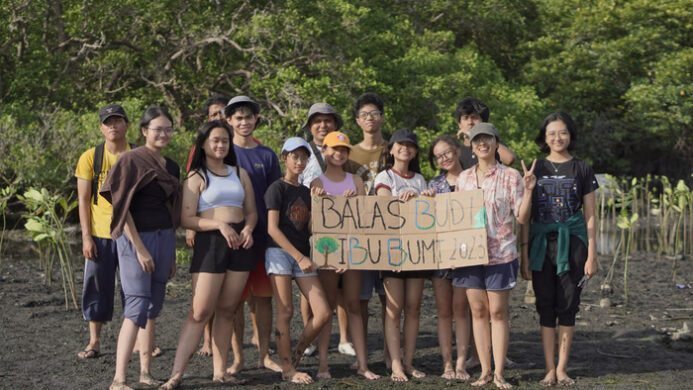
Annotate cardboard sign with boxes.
[311,191,488,270]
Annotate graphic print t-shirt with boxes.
[531,159,599,224]
[264,179,312,257]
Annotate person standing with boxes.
[75,104,132,360]
[454,97,515,168]
[521,112,598,387]
[100,106,181,390]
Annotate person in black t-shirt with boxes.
[520,112,599,387]
[264,137,331,384]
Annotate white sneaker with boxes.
[338,342,356,356]
[303,344,317,356]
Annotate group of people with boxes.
[75,93,598,389]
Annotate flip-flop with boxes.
[77,349,100,359]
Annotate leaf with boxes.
[24,218,47,233]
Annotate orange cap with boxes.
[322,131,352,149]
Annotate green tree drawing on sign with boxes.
[315,236,339,267]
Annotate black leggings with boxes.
[532,234,587,327]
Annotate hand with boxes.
[335,267,347,274]
[420,189,436,197]
[239,226,254,249]
[521,159,537,191]
[584,256,598,277]
[169,261,177,280]
[398,190,417,203]
[185,229,196,248]
[342,188,357,197]
[82,236,98,260]
[311,186,326,197]
[297,256,316,273]
[136,247,155,273]
[219,223,241,249]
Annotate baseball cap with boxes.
[468,123,500,142]
[281,137,313,155]
[389,128,418,148]
[302,103,344,132]
[98,104,128,123]
[224,95,260,117]
[322,131,351,149]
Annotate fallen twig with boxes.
[596,348,633,359]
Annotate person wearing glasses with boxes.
[100,106,181,390]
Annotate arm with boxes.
[239,168,257,249]
[77,178,97,260]
[123,211,154,273]
[520,223,531,280]
[267,210,315,272]
[583,191,598,277]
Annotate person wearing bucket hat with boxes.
[224,95,284,375]
[452,121,536,389]
[299,102,343,187]
[374,128,436,382]
[453,97,515,168]
[310,131,380,381]
[262,137,332,384]
[75,104,132,362]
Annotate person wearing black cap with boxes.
[374,129,436,382]
[74,104,131,361]
[452,123,535,389]
[224,95,283,374]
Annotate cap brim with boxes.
[100,113,126,123]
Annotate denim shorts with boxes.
[265,247,317,278]
[452,259,519,291]
[433,268,454,280]
[359,270,385,300]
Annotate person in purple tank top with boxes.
[310,131,380,380]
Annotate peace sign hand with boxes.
[521,159,537,191]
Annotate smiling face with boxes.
[283,148,310,176]
[545,120,571,154]
[355,103,384,134]
[432,140,460,172]
[323,145,350,167]
[100,116,128,143]
[309,114,337,145]
[202,127,230,161]
[226,107,258,138]
[471,134,497,161]
[142,115,173,150]
[391,141,418,163]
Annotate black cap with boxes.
[389,128,418,148]
[98,104,128,123]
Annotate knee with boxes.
[469,304,489,320]
[345,299,361,317]
[489,306,508,323]
[437,305,452,321]
[314,307,331,327]
[276,304,294,323]
[215,303,236,320]
[190,307,213,324]
[404,301,421,318]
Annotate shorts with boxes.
[265,247,317,278]
[190,222,256,273]
[433,268,454,280]
[452,259,519,291]
[242,246,273,299]
[82,237,122,322]
[360,270,385,300]
[381,270,432,280]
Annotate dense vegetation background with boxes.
[0,0,690,193]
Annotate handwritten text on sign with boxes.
[311,191,488,270]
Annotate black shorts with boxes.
[190,222,257,273]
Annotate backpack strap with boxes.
[310,142,327,172]
[91,143,105,205]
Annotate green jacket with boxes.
[529,211,587,275]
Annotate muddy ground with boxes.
[1,233,691,389]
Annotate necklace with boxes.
[547,158,572,173]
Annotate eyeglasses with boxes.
[147,127,175,134]
[434,149,455,163]
[357,110,383,120]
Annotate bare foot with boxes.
[226,360,244,375]
[357,368,380,380]
[283,370,313,384]
[472,372,493,387]
[540,370,557,387]
[316,371,332,380]
[390,369,408,382]
[556,373,575,387]
[196,344,212,357]
[212,373,247,385]
[456,368,471,381]
[139,373,162,386]
[159,375,182,390]
[494,374,512,389]
[441,367,456,380]
[404,366,426,379]
[262,356,282,372]
[109,381,132,390]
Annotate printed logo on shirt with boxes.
[287,197,309,231]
